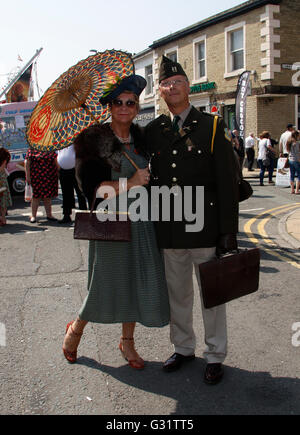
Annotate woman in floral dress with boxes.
[24,148,58,223]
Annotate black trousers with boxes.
[246,148,255,170]
[59,168,87,216]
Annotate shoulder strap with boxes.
[211,115,219,154]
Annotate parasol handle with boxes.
[122,151,139,171]
[81,103,99,124]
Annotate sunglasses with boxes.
[111,99,137,107]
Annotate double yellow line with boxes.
[244,203,300,269]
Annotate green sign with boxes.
[190,82,216,94]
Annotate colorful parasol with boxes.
[26,50,134,151]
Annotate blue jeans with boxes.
[289,160,300,182]
[258,159,273,185]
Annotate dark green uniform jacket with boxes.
[144,106,239,249]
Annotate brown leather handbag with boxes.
[199,248,260,309]
[74,210,131,241]
[73,151,140,242]
[73,187,131,241]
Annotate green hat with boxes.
[159,55,187,83]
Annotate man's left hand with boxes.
[216,234,238,257]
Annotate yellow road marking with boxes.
[244,203,300,269]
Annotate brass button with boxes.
[173,150,178,155]
[198,150,202,154]
[172,163,176,168]
[172,177,177,182]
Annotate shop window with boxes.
[223,104,236,131]
[145,65,153,96]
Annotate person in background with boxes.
[145,56,239,385]
[24,148,59,223]
[245,133,255,171]
[267,135,278,184]
[279,123,295,157]
[57,144,87,224]
[257,131,275,186]
[232,129,245,169]
[286,130,300,194]
[0,147,12,226]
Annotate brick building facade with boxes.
[134,0,300,146]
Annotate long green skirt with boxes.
[79,220,170,327]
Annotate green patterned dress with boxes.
[79,145,170,327]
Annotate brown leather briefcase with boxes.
[198,248,260,309]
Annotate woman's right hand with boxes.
[128,168,150,188]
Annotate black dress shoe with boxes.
[204,363,224,385]
[163,353,195,372]
[58,216,72,224]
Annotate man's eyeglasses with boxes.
[160,79,187,88]
[112,99,137,107]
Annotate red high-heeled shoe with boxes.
[62,321,82,364]
[119,337,145,370]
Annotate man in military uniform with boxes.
[145,56,239,385]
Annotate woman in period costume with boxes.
[62,75,169,369]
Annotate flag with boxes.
[235,71,251,141]
[6,64,33,103]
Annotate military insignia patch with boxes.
[224,128,231,142]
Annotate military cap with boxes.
[159,55,187,83]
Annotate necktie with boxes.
[172,115,180,132]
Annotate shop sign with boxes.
[190,82,216,94]
[135,107,155,126]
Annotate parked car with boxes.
[0,101,36,195]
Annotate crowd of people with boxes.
[230,123,300,193]
[1,56,300,385]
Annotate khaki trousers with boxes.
[163,248,227,364]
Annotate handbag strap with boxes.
[89,150,140,213]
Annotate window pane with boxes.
[199,60,205,77]
[198,42,205,60]
[231,29,243,51]
[232,50,244,71]
[145,65,153,95]
[167,52,177,62]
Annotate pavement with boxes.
[243,167,300,248]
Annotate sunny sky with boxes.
[0,0,246,96]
